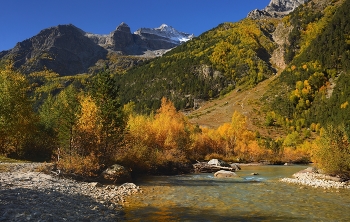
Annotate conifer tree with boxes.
[89,70,127,166]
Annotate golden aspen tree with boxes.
[75,95,100,156]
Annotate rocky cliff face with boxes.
[248,0,309,19]
[270,23,293,70]
[0,23,193,75]
[1,24,108,75]
[248,0,309,70]
[249,0,308,70]
[86,23,193,55]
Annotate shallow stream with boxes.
[124,165,350,221]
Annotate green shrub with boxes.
[313,124,350,178]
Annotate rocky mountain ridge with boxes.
[0,23,193,75]
[248,0,309,19]
[1,24,108,76]
[85,22,193,55]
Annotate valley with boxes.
[1,0,350,221]
[1,0,350,187]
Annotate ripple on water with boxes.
[125,165,350,221]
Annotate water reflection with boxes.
[124,165,350,221]
[125,205,304,222]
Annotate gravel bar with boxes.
[0,163,141,221]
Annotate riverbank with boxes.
[280,167,350,189]
[0,162,140,221]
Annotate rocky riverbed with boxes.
[280,167,350,189]
[0,162,141,221]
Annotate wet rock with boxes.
[99,164,132,184]
[230,163,241,171]
[208,159,230,167]
[193,162,235,173]
[214,170,239,178]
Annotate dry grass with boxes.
[0,155,29,163]
[187,75,287,139]
[0,164,10,172]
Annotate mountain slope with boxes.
[188,74,280,136]
[1,24,108,76]
[190,0,350,140]
[267,0,350,130]
[117,18,279,112]
[117,1,326,113]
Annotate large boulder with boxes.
[99,164,132,184]
[214,170,239,178]
[208,159,230,167]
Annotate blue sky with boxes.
[0,0,270,51]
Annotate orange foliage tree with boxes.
[191,111,270,162]
[120,98,193,173]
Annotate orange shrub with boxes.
[57,151,101,177]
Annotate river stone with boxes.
[230,163,241,171]
[90,182,103,188]
[214,170,239,178]
[208,159,230,167]
[99,164,132,184]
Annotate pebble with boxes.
[280,171,350,189]
[0,163,141,221]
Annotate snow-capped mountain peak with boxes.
[157,24,171,31]
[134,24,194,44]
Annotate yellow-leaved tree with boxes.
[312,125,350,178]
[0,65,41,158]
[121,97,192,173]
[72,95,101,176]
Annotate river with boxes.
[123,165,350,221]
